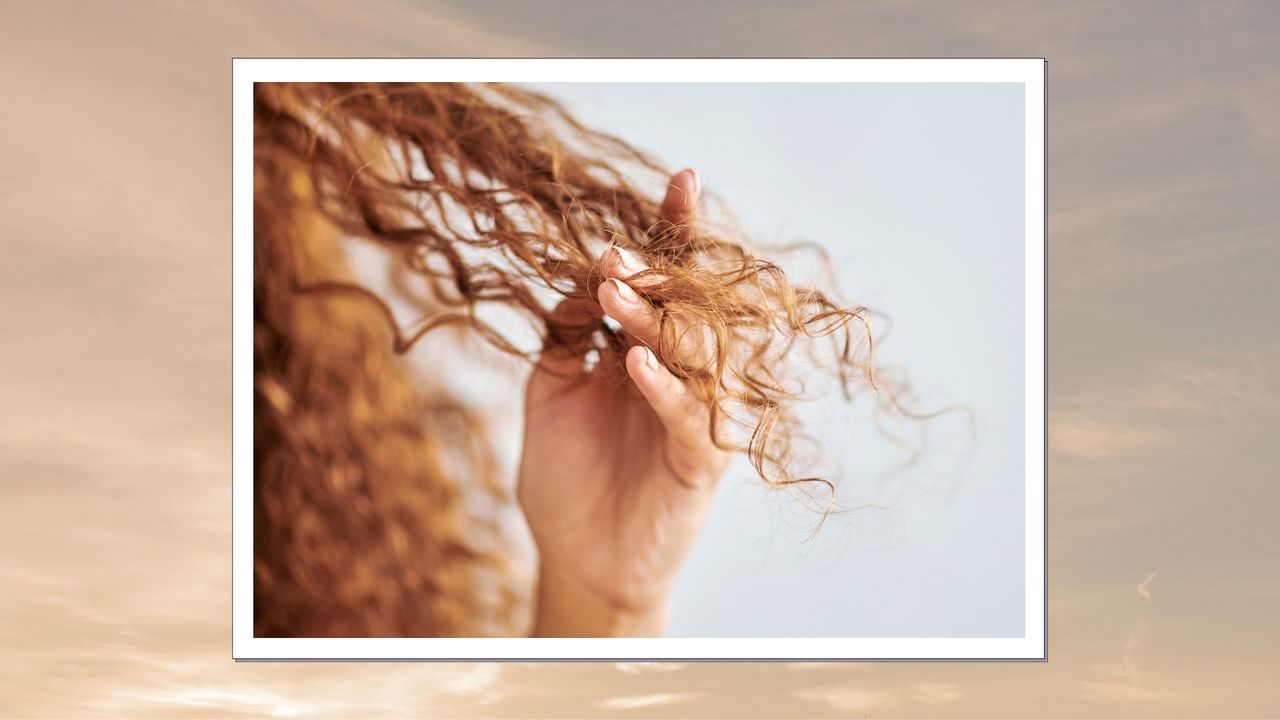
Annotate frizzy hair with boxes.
[253,82,917,636]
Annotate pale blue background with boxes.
[524,83,1027,638]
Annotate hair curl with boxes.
[253,82,912,637]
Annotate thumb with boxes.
[624,345,721,485]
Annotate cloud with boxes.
[1137,357,1278,418]
[1078,636,1185,708]
[614,662,685,674]
[1051,346,1279,463]
[432,664,505,701]
[1078,676,1181,704]
[785,662,875,672]
[911,683,962,706]
[597,692,700,711]
[1136,571,1158,604]
[92,686,330,718]
[1050,406,1168,462]
[796,685,901,713]
[1076,574,1170,706]
[1123,630,1144,679]
[797,680,962,712]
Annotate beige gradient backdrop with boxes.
[1,1,1277,717]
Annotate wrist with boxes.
[532,564,670,637]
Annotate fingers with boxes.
[598,275,662,350]
[625,344,707,443]
[601,167,700,284]
[661,167,700,226]
[599,250,716,369]
[599,242,648,283]
[597,166,705,358]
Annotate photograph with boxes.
[235,59,1045,659]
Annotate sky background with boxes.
[1,0,1278,717]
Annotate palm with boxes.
[519,352,714,611]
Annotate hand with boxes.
[518,168,731,637]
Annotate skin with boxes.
[518,168,731,637]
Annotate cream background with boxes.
[2,1,1277,716]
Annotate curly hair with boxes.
[253,82,907,637]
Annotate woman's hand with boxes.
[518,168,731,637]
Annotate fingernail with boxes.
[686,167,701,198]
[610,245,644,275]
[673,167,699,201]
[645,347,659,369]
[609,278,639,305]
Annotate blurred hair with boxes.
[253,82,917,636]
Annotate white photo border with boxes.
[232,58,1046,661]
